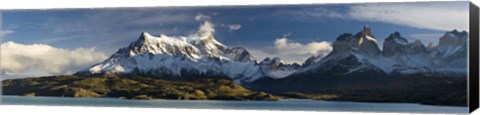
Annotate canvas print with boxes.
[0,1,472,114]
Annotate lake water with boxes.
[0,95,468,114]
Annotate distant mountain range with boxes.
[247,26,467,94]
[76,25,467,85]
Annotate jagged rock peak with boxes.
[355,25,381,56]
[336,33,354,41]
[331,26,381,56]
[391,31,401,38]
[450,29,468,37]
[385,32,408,45]
[272,57,283,63]
[361,25,374,37]
[439,30,468,47]
[259,57,301,79]
[131,32,153,47]
[224,47,255,62]
[261,57,272,62]
[260,57,284,65]
[428,42,435,48]
[413,40,424,46]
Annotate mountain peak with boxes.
[392,31,401,37]
[385,32,408,45]
[303,53,325,67]
[259,57,300,79]
[139,32,154,40]
[272,57,282,62]
[439,30,468,47]
[336,33,354,41]
[446,29,468,39]
[131,32,154,47]
[361,25,374,37]
[355,25,380,56]
[263,57,272,62]
[331,26,381,55]
[260,57,285,65]
[363,25,370,31]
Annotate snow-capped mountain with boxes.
[259,57,301,79]
[295,26,386,76]
[429,30,468,73]
[76,22,266,83]
[294,26,467,77]
[77,23,467,85]
[247,26,469,93]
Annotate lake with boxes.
[0,95,468,114]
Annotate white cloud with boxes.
[222,24,242,32]
[197,21,215,36]
[0,41,107,76]
[195,14,211,21]
[249,37,332,63]
[290,3,468,31]
[0,29,14,37]
[347,3,468,31]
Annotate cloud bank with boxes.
[347,3,468,31]
[249,37,332,63]
[292,2,468,31]
[1,41,107,76]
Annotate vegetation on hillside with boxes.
[2,75,279,101]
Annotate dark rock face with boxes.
[383,32,427,57]
[224,47,256,62]
[383,32,409,56]
[330,26,381,57]
[439,30,468,47]
[354,26,382,56]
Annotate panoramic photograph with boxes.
[0,1,470,114]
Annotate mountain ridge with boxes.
[77,24,468,85]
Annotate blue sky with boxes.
[0,1,469,76]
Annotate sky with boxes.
[0,1,470,77]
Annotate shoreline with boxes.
[0,95,468,108]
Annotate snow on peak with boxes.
[260,57,288,66]
[387,32,408,45]
[78,21,269,83]
[259,57,301,79]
